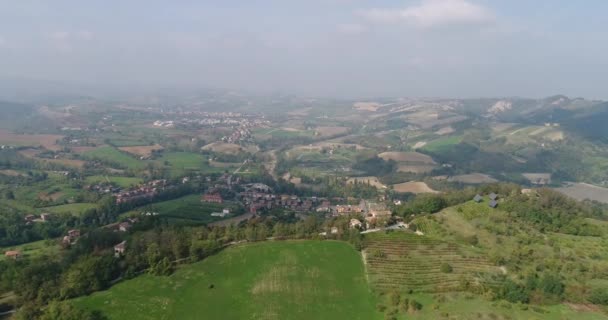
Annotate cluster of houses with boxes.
[221,126,252,144]
[474,192,499,208]
[114,179,168,204]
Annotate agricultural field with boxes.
[555,182,608,204]
[0,239,60,262]
[448,173,498,184]
[130,194,243,224]
[74,241,381,320]
[0,129,63,150]
[421,136,462,153]
[84,175,143,188]
[363,232,502,293]
[378,152,436,164]
[158,152,228,177]
[202,142,258,155]
[392,182,439,194]
[118,144,164,158]
[82,146,144,169]
[40,202,98,215]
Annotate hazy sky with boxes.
[1,1,607,98]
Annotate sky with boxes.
[0,0,607,99]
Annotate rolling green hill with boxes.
[74,241,381,320]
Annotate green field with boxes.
[0,239,60,262]
[41,202,98,215]
[129,194,243,224]
[421,136,462,153]
[158,152,227,177]
[74,241,381,320]
[83,146,144,169]
[84,175,143,188]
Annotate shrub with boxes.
[589,288,608,305]
[440,263,453,273]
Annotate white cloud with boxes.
[360,0,494,28]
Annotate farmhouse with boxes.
[68,229,81,238]
[114,241,127,257]
[489,200,498,208]
[202,193,223,203]
[4,250,21,260]
[350,219,363,229]
[118,222,131,232]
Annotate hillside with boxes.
[74,241,381,320]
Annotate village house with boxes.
[114,241,127,257]
[473,194,483,203]
[350,219,363,229]
[489,193,498,201]
[4,250,21,260]
[68,229,81,238]
[330,227,339,234]
[489,200,498,208]
[118,222,131,232]
[202,193,223,203]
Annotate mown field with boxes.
[40,202,98,215]
[84,175,143,188]
[128,194,243,225]
[158,152,229,177]
[0,239,59,262]
[82,146,144,169]
[74,241,381,320]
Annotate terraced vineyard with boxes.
[363,232,502,293]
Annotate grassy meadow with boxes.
[127,194,243,224]
[83,146,144,169]
[74,241,381,320]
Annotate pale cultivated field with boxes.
[353,102,381,111]
[347,176,387,189]
[397,165,436,174]
[202,142,258,155]
[119,144,164,157]
[555,183,608,204]
[378,151,436,164]
[0,169,24,176]
[435,126,455,135]
[412,141,427,149]
[448,173,498,184]
[392,181,439,194]
[315,126,349,136]
[287,107,312,117]
[18,149,86,168]
[522,173,552,184]
[0,130,63,151]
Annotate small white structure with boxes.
[350,219,363,229]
